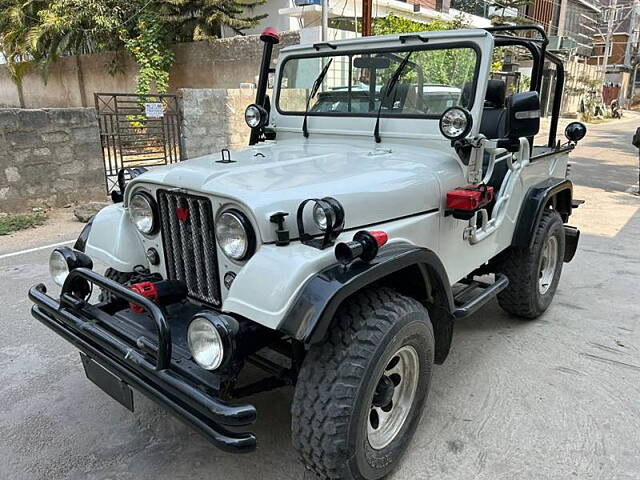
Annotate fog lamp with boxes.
[49,246,93,287]
[187,312,238,371]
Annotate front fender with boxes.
[222,211,442,332]
[84,204,147,272]
[279,244,454,346]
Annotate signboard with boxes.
[145,102,164,118]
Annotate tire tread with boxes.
[497,209,564,318]
[291,287,427,480]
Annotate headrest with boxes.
[461,82,473,106]
[485,80,506,108]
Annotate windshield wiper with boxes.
[303,58,334,138]
[374,52,412,143]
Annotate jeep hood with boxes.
[131,139,459,243]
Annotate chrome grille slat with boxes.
[187,196,207,299]
[157,190,221,306]
[166,195,187,286]
[198,199,218,298]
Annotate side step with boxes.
[453,274,509,319]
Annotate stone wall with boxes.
[0,32,300,109]
[0,109,105,212]
[179,89,255,159]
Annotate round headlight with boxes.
[188,317,224,370]
[313,203,328,231]
[215,210,255,261]
[129,192,157,235]
[49,250,70,287]
[439,107,472,140]
[245,104,268,129]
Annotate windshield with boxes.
[277,45,479,118]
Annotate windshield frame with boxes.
[275,41,482,120]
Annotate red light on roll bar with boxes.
[260,27,280,44]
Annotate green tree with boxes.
[372,14,476,89]
[372,13,469,36]
[0,0,265,94]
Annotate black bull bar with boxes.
[28,267,257,453]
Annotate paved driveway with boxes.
[1,119,639,479]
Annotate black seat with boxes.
[479,80,507,139]
[380,83,410,111]
[480,80,509,194]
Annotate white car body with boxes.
[85,28,570,331]
[31,25,583,461]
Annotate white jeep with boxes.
[30,25,585,480]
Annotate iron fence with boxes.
[95,93,183,192]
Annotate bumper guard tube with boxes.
[28,268,257,453]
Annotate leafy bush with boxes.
[0,212,48,236]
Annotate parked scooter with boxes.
[611,99,623,119]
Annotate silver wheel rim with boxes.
[367,345,420,450]
[539,235,558,295]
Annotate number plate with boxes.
[81,354,134,412]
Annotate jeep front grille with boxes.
[157,190,221,307]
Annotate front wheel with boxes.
[292,287,434,480]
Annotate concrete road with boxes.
[1,119,639,480]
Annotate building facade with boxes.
[243,0,492,42]
[588,0,640,100]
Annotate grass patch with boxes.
[0,211,48,235]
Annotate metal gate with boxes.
[95,93,183,192]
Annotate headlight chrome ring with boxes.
[215,209,256,261]
[129,191,158,235]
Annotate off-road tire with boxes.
[291,287,434,480]
[496,209,565,319]
[98,268,133,303]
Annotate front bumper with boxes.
[28,268,257,453]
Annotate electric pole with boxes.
[601,0,618,84]
[629,0,640,102]
[321,0,328,41]
[362,0,372,36]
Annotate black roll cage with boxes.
[483,25,564,148]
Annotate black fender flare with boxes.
[73,217,94,252]
[512,178,573,249]
[279,243,456,362]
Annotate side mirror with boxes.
[505,91,540,139]
[633,127,640,149]
[565,122,587,144]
